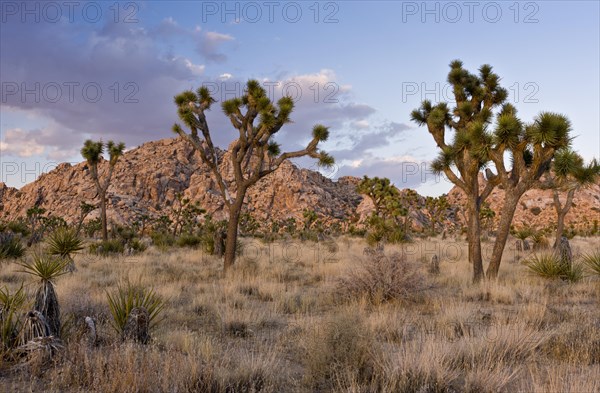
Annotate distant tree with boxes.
[357,176,411,243]
[173,80,333,272]
[424,195,449,235]
[75,201,96,236]
[170,193,205,236]
[542,149,600,247]
[81,140,125,241]
[411,60,573,281]
[26,206,46,246]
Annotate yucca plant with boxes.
[581,250,600,277]
[0,232,25,260]
[524,253,583,282]
[0,284,27,357]
[46,227,84,259]
[106,282,165,342]
[46,227,84,271]
[17,253,70,336]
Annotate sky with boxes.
[1,0,599,196]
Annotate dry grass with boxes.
[0,235,599,392]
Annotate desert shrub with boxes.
[129,238,147,253]
[524,253,584,282]
[106,282,165,339]
[303,312,375,389]
[338,252,426,305]
[581,250,600,276]
[7,220,30,237]
[89,239,124,256]
[531,230,550,250]
[0,232,25,260]
[150,231,176,250]
[176,233,202,248]
[82,218,102,238]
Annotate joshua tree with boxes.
[81,140,125,241]
[542,148,600,247]
[424,195,449,236]
[75,201,96,236]
[26,206,46,246]
[173,80,333,272]
[411,60,573,281]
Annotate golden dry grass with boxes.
[0,235,599,392]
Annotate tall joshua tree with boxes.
[173,80,333,272]
[81,140,125,241]
[412,60,573,281]
[411,61,505,282]
[543,149,600,247]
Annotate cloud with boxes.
[336,155,447,189]
[0,127,81,159]
[197,31,235,63]
[0,14,213,151]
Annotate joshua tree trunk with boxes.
[223,190,246,273]
[100,192,108,241]
[466,196,484,283]
[486,194,520,279]
[553,188,575,248]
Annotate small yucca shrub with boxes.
[106,282,165,340]
[46,227,84,259]
[0,232,25,260]
[17,253,70,336]
[524,253,583,282]
[581,250,600,276]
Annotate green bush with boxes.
[129,238,148,253]
[150,232,176,250]
[89,239,125,256]
[524,253,584,282]
[0,233,25,260]
[176,233,202,248]
[7,220,29,237]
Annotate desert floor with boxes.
[1,235,599,392]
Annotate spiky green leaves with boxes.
[81,140,125,167]
[312,125,330,142]
[106,282,165,335]
[553,149,583,179]
[317,152,335,167]
[107,141,125,166]
[222,98,242,116]
[196,86,216,108]
[174,90,198,107]
[17,253,70,283]
[494,113,523,149]
[553,149,600,186]
[81,140,103,165]
[527,112,572,149]
[431,147,455,174]
[267,140,281,157]
[46,227,84,259]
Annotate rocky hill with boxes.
[447,174,600,232]
[1,137,598,233]
[0,137,366,230]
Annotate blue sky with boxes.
[1,1,599,195]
